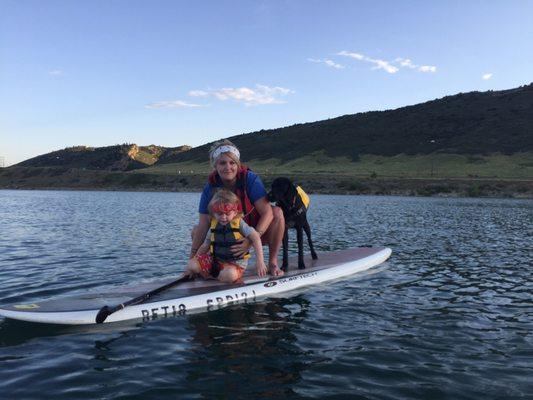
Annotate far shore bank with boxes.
[1,168,532,198]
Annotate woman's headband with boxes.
[211,145,240,164]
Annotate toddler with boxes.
[185,189,267,283]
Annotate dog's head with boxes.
[268,177,297,209]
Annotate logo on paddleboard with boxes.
[264,281,277,288]
[13,304,40,310]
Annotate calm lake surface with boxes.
[0,190,531,400]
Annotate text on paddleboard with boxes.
[141,290,257,320]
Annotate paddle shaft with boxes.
[95,275,191,323]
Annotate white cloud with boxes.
[397,58,416,68]
[48,69,63,76]
[325,59,344,69]
[256,84,293,96]
[482,73,493,80]
[337,51,365,60]
[188,90,210,97]
[316,52,437,76]
[372,59,399,74]
[308,58,345,69]
[145,100,205,109]
[338,51,398,74]
[395,58,437,73]
[418,65,437,73]
[190,84,294,106]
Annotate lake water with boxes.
[0,190,531,399]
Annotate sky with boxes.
[1,0,532,166]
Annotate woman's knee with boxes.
[271,206,284,225]
[263,208,284,246]
[187,258,201,274]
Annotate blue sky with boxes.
[1,0,532,166]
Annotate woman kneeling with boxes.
[186,189,267,283]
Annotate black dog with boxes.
[268,177,318,271]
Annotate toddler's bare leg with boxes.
[218,264,244,283]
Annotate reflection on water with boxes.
[183,298,311,398]
[0,190,531,399]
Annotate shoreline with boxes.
[1,171,532,199]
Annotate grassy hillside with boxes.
[3,83,532,197]
[12,83,533,175]
[1,166,531,198]
[16,144,191,171]
[141,152,533,180]
[158,83,533,165]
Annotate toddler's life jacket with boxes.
[209,218,251,261]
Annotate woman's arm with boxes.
[190,214,210,258]
[252,197,273,237]
[247,230,267,277]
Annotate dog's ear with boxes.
[288,182,297,200]
[270,178,284,199]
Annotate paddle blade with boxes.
[95,305,113,324]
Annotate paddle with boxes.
[95,275,192,323]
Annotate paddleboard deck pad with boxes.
[0,247,391,325]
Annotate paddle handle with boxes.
[95,275,191,324]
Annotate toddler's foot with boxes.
[181,271,194,279]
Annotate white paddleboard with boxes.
[0,247,391,325]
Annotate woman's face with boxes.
[215,154,238,183]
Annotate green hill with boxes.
[3,83,532,197]
[14,83,533,173]
[16,144,191,171]
[158,83,533,165]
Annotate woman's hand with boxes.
[230,237,252,258]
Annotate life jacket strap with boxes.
[211,227,241,233]
[212,240,244,248]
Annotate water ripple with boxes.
[0,191,532,399]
